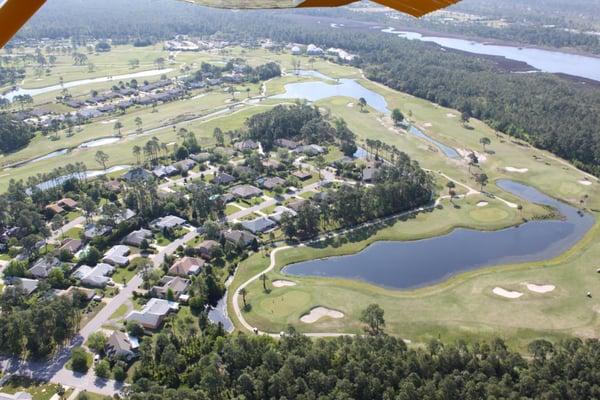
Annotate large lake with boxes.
[283,180,594,289]
[381,28,600,82]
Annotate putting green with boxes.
[469,207,510,223]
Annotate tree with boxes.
[392,108,404,125]
[358,97,367,112]
[70,347,90,373]
[113,364,126,381]
[446,181,456,196]
[476,173,489,191]
[113,121,123,136]
[129,59,140,69]
[461,110,471,124]
[95,150,109,170]
[95,359,110,379]
[260,273,268,292]
[87,332,107,354]
[213,127,225,146]
[132,145,142,164]
[135,116,143,133]
[480,137,491,152]
[87,62,95,73]
[154,57,166,69]
[127,320,144,337]
[239,287,248,309]
[360,304,385,336]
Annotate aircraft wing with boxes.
[0,0,460,48]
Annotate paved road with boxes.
[50,216,86,242]
[1,229,199,396]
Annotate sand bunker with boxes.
[347,102,354,108]
[101,119,118,125]
[423,123,433,128]
[272,280,297,288]
[579,180,593,186]
[476,201,489,207]
[493,287,523,299]
[526,283,556,294]
[505,167,529,173]
[446,113,456,118]
[300,307,344,323]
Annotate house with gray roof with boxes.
[230,184,262,199]
[123,168,153,182]
[294,144,325,156]
[151,276,190,300]
[151,215,186,230]
[115,208,137,224]
[240,217,277,234]
[257,176,286,190]
[153,165,178,178]
[223,229,258,247]
[123,228,153,247]
[174,159,196,172]
[28,256,61,278]
[213,172,236,186]
[269,206,298,222]
[84,224,112,240]
[102,245,130,266]
[125,298,179,329]
[0,391,32,400]
[73,263,115,288]
[105,331,137,362]
[234,139,259,152]
[6,277,39,296]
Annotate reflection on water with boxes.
[284,180,594,289]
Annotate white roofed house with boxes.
[73,263,115,288]
[102,245,130,266]
[0,392,32,400]
[125,298,179,330]
[151,276,190,300]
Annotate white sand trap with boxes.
[493,287,523,299]
[423,123,433,128]
[526,283,556,294]
[101,119,118,125]
[579,180,592,186]
[300,307,344,323]
[446,113,456,118]
[505,167,529,173]
[347,102,354,108]
[272,280,297,288]
[476,201,489,207]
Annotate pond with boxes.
[78,136,121,149]
[28,165,130,192]
[283,180,594,290]
[207,295,234,333]
[2,68,174,101]
[381,28,600,82]
[272,71,460,158]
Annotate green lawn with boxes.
[0,376,67,400]
[109,303,130,320]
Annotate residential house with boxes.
[105,331,137,362]
[292,170,312,181]
[77,109,103,119]
[362,167,380,183]
[257,176,285,190]
[73,263,115,288]
[223,230,257,247]
[151,215,186,230]
[196,240,220,259]
[7,277,39,296]
[151,276,190,300]
[213,172,236,186]
[190,152,212,163]
[45,203,64,215]
[57,197,78,210]
[102,245,130,267]
[287,199,307,213]
[174,159,196,172]
[275,138,299,150]
[306,44,324,56]
[262,159,282,170]
[123,229,153,247]
[269,206,298,222]
[294,144,325,156]
[125,298,179,329]
[153,165,178,178]
[122,168,153,182]
[59,238,83,255]
[234,139,259,152]
[28,256,61,278]
[169,256,205,277]
[84,224,112,240]
[104,180,122,193]
[240,217,277,234]
[291,45,302,55]
[230,184,262,199]
[115,208,137,224]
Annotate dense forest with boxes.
[125,323,600,400]
[0,113,34,154]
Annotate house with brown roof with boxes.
[104,180,122,192]
[105,331,137,362]
[196,240,220,259]
[292,170,313,181]
[59,238,83,254]
[45,203,64,215]
[168,256,205,277]
[58,198,78,209]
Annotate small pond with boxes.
[283,180,594,289]
[78,136,121,149]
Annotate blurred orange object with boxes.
[0,0,47,48]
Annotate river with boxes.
[283,180,594,290]
[381,28,600,82]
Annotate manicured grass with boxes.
[75,391,112,400]
[109,303,130,320]
[0,376,66,400]
[225,203,244,216]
